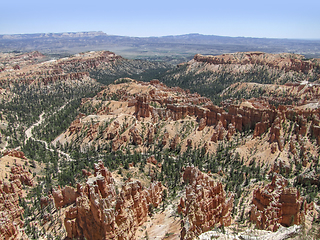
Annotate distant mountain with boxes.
[0,31,320,63]
[0,31,107,39]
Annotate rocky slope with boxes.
[0,49,171,154]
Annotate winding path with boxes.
[24,103,74,161]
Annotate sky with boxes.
[1,0,320,39]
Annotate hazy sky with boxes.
[1,0,319,39]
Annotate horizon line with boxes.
[1,31,320,41]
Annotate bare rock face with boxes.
[271,142,278,154]
[311,125,320,145]
[178,167,234,240]
[112,135,126,151]
[0,164,32,239]
[186,139,193,147]
[250,174,308,231]
[52,185,80,209]
[162,132,169,147]
[297,170,320,186]
[289,139,297,155]
[135,95,150,119]
[63,78,320,161]
[61,160,164,240]
[82,169,92,177]
[226,123,236,140]
[68,115,84,135]
[40,195,53,209]
[269,117,284,151]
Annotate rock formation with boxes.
[170,134,181,150]
[135,95,150,119]
[146,155,157,165]
[40,196,53,209]
[112,135,127,151]
[147,125,154,144]
[193,52,316,73]
[129,81,320,149]
[57,76,320,161]
[178,167,234,240]
[130,127,142,145]
[52,185,80,209]
[3,150,27,160]
[0,165,32,239]
[250,174,309,231]
[60,160,164,239]
[9,165,34,187]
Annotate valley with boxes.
[0,48,320,239]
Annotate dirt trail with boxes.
[24,103,73,161]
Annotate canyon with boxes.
[0,50,320,239]
[56,77,320,169]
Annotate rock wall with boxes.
[250,174,308,231]
[60,160,164,240]
[178,167,234,240]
